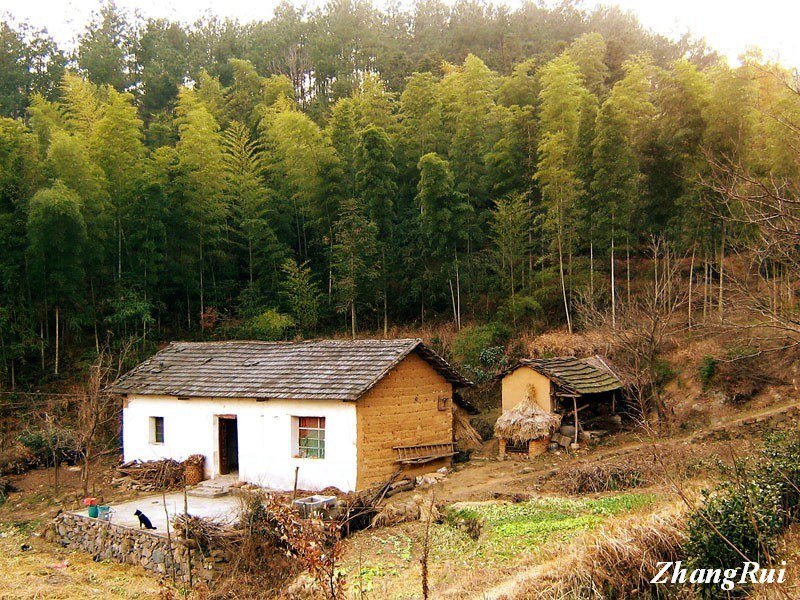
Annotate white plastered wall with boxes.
[122,395,358,492]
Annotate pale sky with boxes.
[2,0,797,68]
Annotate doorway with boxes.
[217,415,239,475]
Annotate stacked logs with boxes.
[114,458,184,491]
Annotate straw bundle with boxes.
[453,406,483,451]
[494,402,561,444]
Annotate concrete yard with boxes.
[74,489,244,534]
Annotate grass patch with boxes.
[340,492,663,596]
[463,493,659,557]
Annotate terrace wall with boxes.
[47,512,228,583]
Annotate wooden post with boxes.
[498,438,507,460]
[292,465,299,501]
[573,397,579,445]
[528,440,537,459]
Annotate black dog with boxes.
[134,509,157,530]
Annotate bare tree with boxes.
[74,342,132,496]
[577,236,688,423]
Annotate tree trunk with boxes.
[455,257,461,331]
[350,301,356,339]
[81,451,91,497]
[54,305,59,376]
[91,279,99,354]
[449,279,458,328]
[248,237,253,284]
[117,217,122,280]
[557,234,572,334]
[53,451,60,496]
[610,225,616,328]
[703,256,709,320]
[688,245,696,329]
[199,241,205,319]
[718,224,726,321]
[626,237,631,306]
[383,294,388,338]
[589,239,594,302]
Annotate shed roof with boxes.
[112,339,471,401]
[504,355,622,396]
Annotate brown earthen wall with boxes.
[355,352,453,488]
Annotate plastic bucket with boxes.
[97,506,111,521]
[87,505,99,518]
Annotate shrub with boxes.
[651,358,676,386]
[684,432,800,598]
[451,323,510,364]
[442,506,483,540]
[698,356,717,390]
[686,479,784,594]
[17,428,79,466]
[451,322,510,382]
[758,432,800,521]
[498,295,541,326]
[241,309,294,340]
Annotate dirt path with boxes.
[431,396,800,505]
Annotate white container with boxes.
[293,495,336,518]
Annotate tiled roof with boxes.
[112,339,471,401]
[507,356,623,395]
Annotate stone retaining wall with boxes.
[46,512,229,583]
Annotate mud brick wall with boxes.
[356,352,454,488]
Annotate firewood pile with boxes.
[173,513,237,552]
[113,458,185,491]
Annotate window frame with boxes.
[149,416,165,444]
[295,416,325,459]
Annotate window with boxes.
[296,417,325,459]
[150,416,164,444]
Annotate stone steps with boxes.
[187,480,232,498]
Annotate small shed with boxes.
[497,356,623,451]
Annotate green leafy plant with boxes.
[240,309,294,341]
[685,432,800,598]
[451,323,511,382]
[443,507,483,540]
[698,355,717,390]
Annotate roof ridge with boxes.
[169,338,421,346]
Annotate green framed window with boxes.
[297,416,325,459]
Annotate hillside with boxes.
[2,328,800,598]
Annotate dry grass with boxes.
[494,402,561,444]
[524,330,608,359]
[561,462,645,494]
[0,523,162,599]
[454,406,483,451]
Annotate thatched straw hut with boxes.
[494,402,561,459]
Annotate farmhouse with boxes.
[113,339,472,492]
[496,356,623,455]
